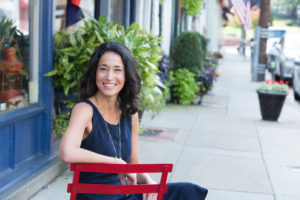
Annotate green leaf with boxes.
[69,34,77,47]
[44,69,58,76]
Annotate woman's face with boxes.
[96,51,125,98]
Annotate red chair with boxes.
[67,163,173,200]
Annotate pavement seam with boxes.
[208,187,274,196]
[254,119,277,200]
[169,109,200,181]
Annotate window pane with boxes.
[109,0,123,25]
[54,0,67,31]
[0,0,30,113]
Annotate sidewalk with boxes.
[30,46,300,200]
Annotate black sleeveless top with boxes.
[78,99,132,185]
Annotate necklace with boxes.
[95,95,122,159]
[104,120,122,159]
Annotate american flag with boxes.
[66,0,94,28]
[66,0,84,28]
[230,0,252,30]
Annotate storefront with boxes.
[0,0,55,195]
[0,0,189,197]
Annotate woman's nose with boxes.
[106,69,114,80]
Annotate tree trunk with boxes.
[258,0,271,72]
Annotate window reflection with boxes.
[0,0,30,113]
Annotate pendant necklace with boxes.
[95,96,122,159]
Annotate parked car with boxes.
[293,58,300,101]
[268,33,300,85]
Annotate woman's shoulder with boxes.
[71,100,94,117]
[131,112,138,121]
[129,112,138,125]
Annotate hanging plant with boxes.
[181,0,203,16]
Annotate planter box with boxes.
[257,91,287,121]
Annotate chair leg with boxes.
[70,192,77,200]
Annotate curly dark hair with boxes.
[79,41,141,116]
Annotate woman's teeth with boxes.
[104,83,116,88]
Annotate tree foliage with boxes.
[271,0,300,17]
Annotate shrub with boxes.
[171,31,206,74]
[172,68,199,104]
[45,17,165,137]
[45,17,164,115]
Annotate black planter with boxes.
[257,91,287,121]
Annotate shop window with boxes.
[109,0,123,25]
[0,0,37,113]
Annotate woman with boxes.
[59,41,208,200]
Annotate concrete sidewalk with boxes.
[30,47,300,200]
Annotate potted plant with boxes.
[256,80,289,121]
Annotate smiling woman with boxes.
[59,41,208,200]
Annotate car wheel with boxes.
[294,89,300,101]
[285,77,293,87]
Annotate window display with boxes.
[0,0,30,113]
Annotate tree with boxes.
[258,0,271,81]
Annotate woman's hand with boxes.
[118,172,137,185]
[116,158,137,186]
[142,176,158,200]
[118,172,137,197]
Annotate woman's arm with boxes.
[59,102,125,164]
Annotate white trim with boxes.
[161,0,172,55]
[29,0,40,103]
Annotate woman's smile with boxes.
[103,83,117,89]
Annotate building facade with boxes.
[0,0,222,198]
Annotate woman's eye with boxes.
[115,68,122,72]
[99,67,107,71]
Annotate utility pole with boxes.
[257,0,271,81]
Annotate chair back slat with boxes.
[70,163,173,173]
[67,163,173,200]
[68,183,169,194]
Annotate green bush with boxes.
[45,17,164,114]
[171,31,206,74]
[172,68,199,104]
[45,17,165,137]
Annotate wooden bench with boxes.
[67,163,173,200]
